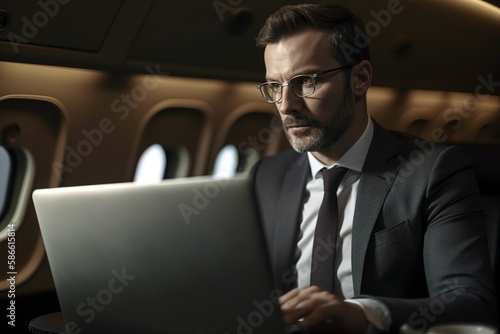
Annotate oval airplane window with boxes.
[0,146,11,220]
[213,144,239,179]
[0,146,35,242]
[134,144,167,183]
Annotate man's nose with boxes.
[277,86,302,115]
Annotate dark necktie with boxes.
[310,166,348,292]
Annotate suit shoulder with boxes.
[385,129,474,172]
[388,129,453,155]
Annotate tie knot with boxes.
[322,167,348,192]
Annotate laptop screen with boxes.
[33,175,287,334]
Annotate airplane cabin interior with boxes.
[0,0,499,332]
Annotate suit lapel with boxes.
[351,122,401,295]
[274,154,309,289]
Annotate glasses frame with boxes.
[257,64,356,103]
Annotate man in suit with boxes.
[251,3,497,333]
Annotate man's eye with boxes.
[269,83,281,91]
[295,76,314,87]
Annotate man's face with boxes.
[264,29,355,153]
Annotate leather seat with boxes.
[459,143,500,316]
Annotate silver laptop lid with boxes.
[32,175,286,334]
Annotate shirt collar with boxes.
[307,117,374,179]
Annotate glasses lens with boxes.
[260,82,281,102]
[289,75,315,97]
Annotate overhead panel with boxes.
[0,0,124,52]
[334,0,500,92]
[127,0,313,79]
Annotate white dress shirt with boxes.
[295,118,391,332]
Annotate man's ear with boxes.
[352,60,372,97]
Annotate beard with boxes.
[282,84,355,153]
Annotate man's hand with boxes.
[279,286,368,334]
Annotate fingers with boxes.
[279,286,341,326]
[278,287,302,306]
[278,287,368,334]
[299,298,338,329]
[279,288,309,325]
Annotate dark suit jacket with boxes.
[251,121,498,332]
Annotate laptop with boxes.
[32,175,289,334]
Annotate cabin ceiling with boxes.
[0,0,499,95]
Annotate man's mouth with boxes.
[288,123,312,129]
[286,124,315,137]
[284,118,314,128]
[283,118,316,134]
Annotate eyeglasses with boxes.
[257,64,355,103]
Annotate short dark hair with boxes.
[256,3,370,65]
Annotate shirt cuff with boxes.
[345,298,391,333]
